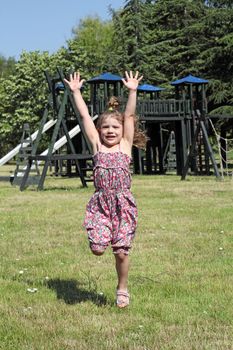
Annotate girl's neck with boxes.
[100,142,120,153]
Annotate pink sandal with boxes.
[116,290,130,308]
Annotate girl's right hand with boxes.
[64,71,85,92]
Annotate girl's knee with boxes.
[113,247,130,259]
[90,243,107,256]
[91,250,104,256]
[115,251,129,261]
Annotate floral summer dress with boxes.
[84,147,138,254]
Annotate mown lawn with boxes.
[0,174,232,350]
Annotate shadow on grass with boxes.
[41,186,85,192]
[47,278,107,306]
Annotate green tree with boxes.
[111,0,148,74]
[144,0,207,82]
[66,16,114,78]
[0,51,53,155]
[0,55,16,78]
[205,0,233,8]
[1,1,233,156]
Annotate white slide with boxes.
[4,115,98,177]
[39,115,98,157]
[0,115,98,167]
[0,119,57,166]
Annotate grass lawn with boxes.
[0,173,232,350]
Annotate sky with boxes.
[1,0,125,60]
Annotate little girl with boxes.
[64,71,146,308]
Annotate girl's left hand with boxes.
[122,71,143,91]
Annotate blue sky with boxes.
[1,0,125,60]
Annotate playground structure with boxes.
[87,72,221,179]
[1,68,233,190]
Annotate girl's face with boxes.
[99,116,123,147]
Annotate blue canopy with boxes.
[55,82,64,90]
[88,72,123,83]
[171,74,209,85]
[138,84,164,92]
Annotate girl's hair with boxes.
[96,96,148,149]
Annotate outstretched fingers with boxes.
[73,71,79,81]
[63,71,85,92]
[138,74,143,82]
[134,71,143,82]
[125,71,130,81]
[124,70,143,82]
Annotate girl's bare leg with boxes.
[115,252,129,308]
[115,252,129,290]
[115,252,130,307]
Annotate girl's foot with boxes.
[116,290,130,308]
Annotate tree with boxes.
[145,0,208,82]
[66,16,114,78]
[1,2,233,156]
[111,0,148,74]
[0,51,53,156]
[205,0,233,8]
[0,55,16,78]
[197,5,233,110]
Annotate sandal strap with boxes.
[116,290,130,307]
[116,291,129,298]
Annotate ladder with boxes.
[12,123,40,186]
[166,131,177,171]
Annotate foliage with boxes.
[66,16,115,78]
[205,0,233,8]
[111,0,149,75]
[111,0,233,106]
[199,7,233,108]
[0,55,16,78]
[0,0,233,155]
[0,51,53,156]
[142,0,207,83]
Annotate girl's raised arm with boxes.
[64,72,99,149]
[122,71,143,146]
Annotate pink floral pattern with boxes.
[84,151,138,254]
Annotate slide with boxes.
[0,119,57,166]
[39,115,98,157]
[10,115,98,177]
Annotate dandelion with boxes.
[27,288,38,293]
[23,306,32,312]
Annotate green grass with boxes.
[0,173,233,350]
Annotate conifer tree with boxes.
[111,0,148,73]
